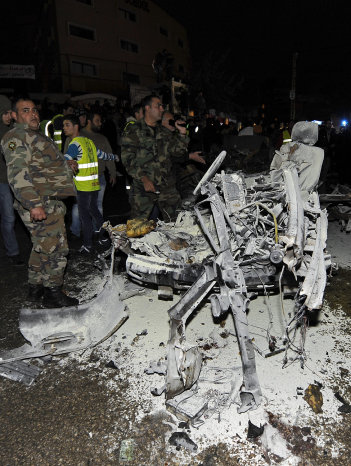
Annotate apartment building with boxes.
[36,0,190,95]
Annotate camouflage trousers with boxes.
[130,182,181,222]
[17,200,69,287]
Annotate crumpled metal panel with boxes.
[300,210,328,309]
[280,168,305,272]
[0,275,128,363]
[222,172,247,214]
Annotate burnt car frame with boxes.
[106,121,330,417]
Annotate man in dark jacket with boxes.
[0,95,23,265]
[121,95,205,221]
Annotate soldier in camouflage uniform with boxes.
[1,99,79,308]
[121,95,205,221]
[161,110,204,198]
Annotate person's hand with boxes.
[175,120,187,135]
[141,176,156,192]
[30,206,47,222]
[110,176,116,187]
[189,151,206,164]
[67,160,78,173]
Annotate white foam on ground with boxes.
[327,219,351,268]
[56,224,351,463]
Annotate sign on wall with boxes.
[125,0,149,12]
[0,64,35,79]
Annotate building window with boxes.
[123,72,140,84]
[119,7,136,22]
[120,39,138,53]
[71,60,97,76]
[178,64,184,73]
[76,0,93,5]
[160,26,168,37]
[69,23,96,41]
[178,38,184,48]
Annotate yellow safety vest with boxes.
[282,129,292,144]
[40,119,50,134]
[44,114,64,150]
[71,137,100,192]
[52,114,64,150]
[123,119,136,134]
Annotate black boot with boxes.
[27,284,44,301]
[43,286,79,308]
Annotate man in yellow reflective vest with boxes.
[63,114,118,254]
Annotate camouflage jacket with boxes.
[121,118,189,187]
[1,123,76,211]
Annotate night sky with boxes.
[156,0,351,119]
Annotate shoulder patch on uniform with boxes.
[8,141,16,151]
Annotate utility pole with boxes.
[290,52,298,121]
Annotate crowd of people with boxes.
[0,93,205,308]
[0,91,349,308]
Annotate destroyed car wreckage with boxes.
[0,121,331,427]
[105,121,331,418]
